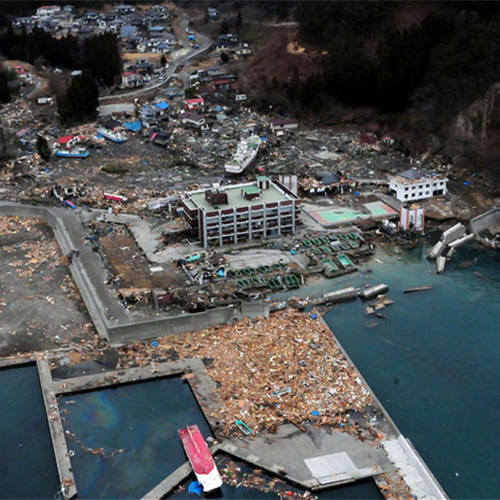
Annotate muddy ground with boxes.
[0,217,98,357]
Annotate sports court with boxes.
[305,200,397,227]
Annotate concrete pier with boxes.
[37,359,77,500]
[141,445,221,500]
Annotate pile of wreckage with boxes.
[427,222,474,273]
[118,309,374,438]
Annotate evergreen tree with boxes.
[36,135,51,162]
[58,70,99,125]
[0,67,11,104]
[84,34,121,87]
[220,18,229,35]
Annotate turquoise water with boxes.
[0,364,59,499]
[286,242,500,499]
[60,377,213,499]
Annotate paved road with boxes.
[99,18,212,102]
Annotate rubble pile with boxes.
[118,309,373,437]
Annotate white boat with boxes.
[97,127,127,144]
[224,134,261,175]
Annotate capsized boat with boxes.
[224,134,261,175]
[97,127,127,143]
[55,148,89,158]
[178,425,222,492]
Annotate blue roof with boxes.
[155,101,169,110]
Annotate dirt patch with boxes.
[0,217,98,358]
[99,226,185,290]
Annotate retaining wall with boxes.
[107,302,269,346]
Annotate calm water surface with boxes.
[0,364,59,499]
[60,377,213,499]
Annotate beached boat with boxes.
[55,148,89,158]
[97,127,127,143]
[224,134,261,175]
[178,425,222,493]
[235,419,252,435]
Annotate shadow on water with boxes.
[0,363,59,499]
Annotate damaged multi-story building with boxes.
[181,177,301,248]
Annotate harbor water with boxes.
[0,364,59,499]
[294,242,500,499]
[59,377,213,499]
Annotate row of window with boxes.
[403,181,445,192]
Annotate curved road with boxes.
[99,18,212,102]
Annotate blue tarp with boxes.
[124,121,142,132]
[188,481,203,496]
[155,101,169,110]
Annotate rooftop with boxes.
[391,169,448,185]
[185,181,293,211]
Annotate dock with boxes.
[37,359,77,500]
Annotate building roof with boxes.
[57,135,76,144]
[391,169,448,185]
[181,112,204,122]
[272,117,298,126]
[155,100,169,110]
[185,181,293,211]
[185,98,204,104]
[315,172,341,185]
[399,169,425,180]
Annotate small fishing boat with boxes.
[235,419,252,435]
[178,425,222,493]
[285,273,300,289]
[55,148,89,158]
[97,127,127,144]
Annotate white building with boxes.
[389,169,448,202]
[36,5,61,18]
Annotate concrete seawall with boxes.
[108,302,269,345]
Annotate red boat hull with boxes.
[178,425,222,492]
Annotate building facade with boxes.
[181,177,301,248]
[389,169,448,202]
